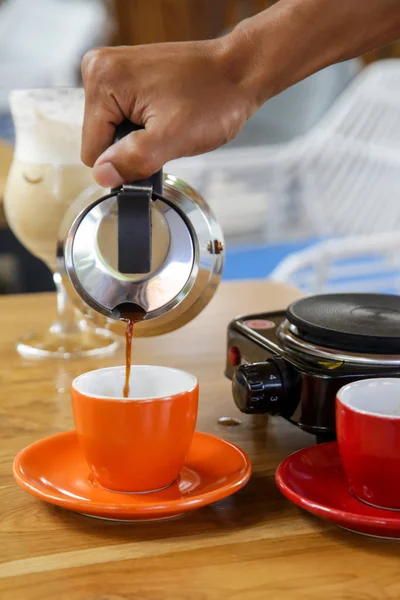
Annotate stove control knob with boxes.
[232,358,291,416]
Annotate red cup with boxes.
[336,378,400,510]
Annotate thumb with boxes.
[92,126,168,188]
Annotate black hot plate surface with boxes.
[287,293,400,354]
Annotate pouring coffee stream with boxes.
[121,308,146,398]
[59,118,225,393]
[110,120,158,397]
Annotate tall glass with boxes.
[4,88,119,358]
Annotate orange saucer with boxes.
[13,431,251,521]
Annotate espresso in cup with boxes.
[336,378,400,510]
[71,365,198,493]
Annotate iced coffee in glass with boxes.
[4,88,118,358]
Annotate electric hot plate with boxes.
[225,293,400,440]
[287,293,400,354]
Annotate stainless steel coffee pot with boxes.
[58,121,224,337]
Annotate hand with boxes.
[81,38,256,187]
[81,0,400,189]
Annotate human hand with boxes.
[81,38,256,187]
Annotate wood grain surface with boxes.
[1,281,400,600]
[0,140,12,227]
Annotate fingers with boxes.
[80,47,123,168]
[81,104,118,168]
[92,124,169,187]
[80,46,165,186]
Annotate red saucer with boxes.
[13,431,251,521]
[276,442,400,538]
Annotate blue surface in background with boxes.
[224,238,399,296]
[0,114,14,144]
[223,239,320,280]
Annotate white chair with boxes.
[270,233,400,295]
[168,60,400,244]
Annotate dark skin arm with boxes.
[80,0,400,187]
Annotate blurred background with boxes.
[1,0,400,297]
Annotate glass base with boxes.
[16,322,120,359]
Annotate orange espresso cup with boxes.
[71,365,198,492]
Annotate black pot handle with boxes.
[114,120,161,275]
[113,120,163,194]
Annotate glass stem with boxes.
[51,272,80,335]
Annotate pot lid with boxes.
[65,187,194,319]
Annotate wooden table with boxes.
[0,140,12,228]
[1,281,399,600]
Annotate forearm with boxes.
[81,0,400,184]
[222,0,400,106]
